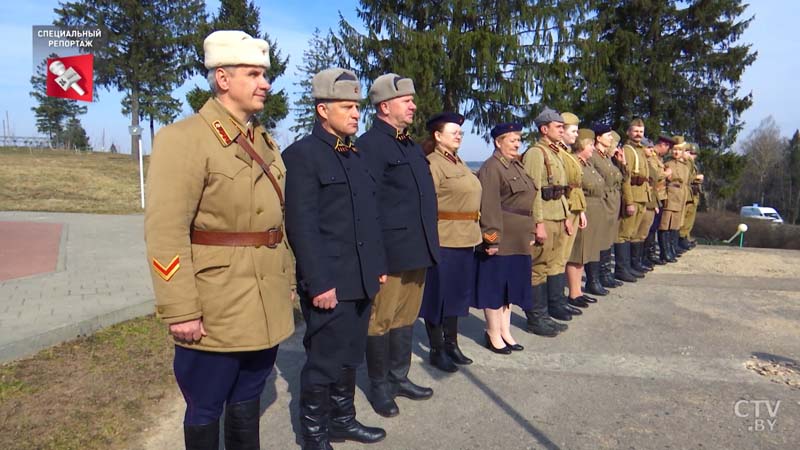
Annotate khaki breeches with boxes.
[555,212,580,270]
[531,220,564,286]
[616,202,645,243]
[634,208,656,241]
[368,268,426,336]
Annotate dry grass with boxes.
[0,315,176,450]
[693,210,800,250]
[0,147,147,214]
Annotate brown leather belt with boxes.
[190,228,283,248]
[630,175,648,186]
[502,206,533,217]
[438,211,480,221]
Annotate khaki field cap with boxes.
[311,68,362,101]
[369,74,416,105]
[561,112,580,126]
[204,30,270,69]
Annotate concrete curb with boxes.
[0,298,154,364]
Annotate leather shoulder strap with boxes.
[234,133,285,211]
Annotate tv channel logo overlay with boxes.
[33,26,103,103]
[46,54,93,102]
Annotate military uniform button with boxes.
[358,241,364,246]
[256,208,263,214]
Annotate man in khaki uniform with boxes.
[632,137,658,272]
[680,145,703,250]
[145,31,294,450]
[615,118,651,280]
[522,106,579,328]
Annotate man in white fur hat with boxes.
[145,30,294,450]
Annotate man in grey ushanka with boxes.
[357,74,440,418]
[284,67,388,449]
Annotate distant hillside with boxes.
[0,148,147,214]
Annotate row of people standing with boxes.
[144,29,703,450]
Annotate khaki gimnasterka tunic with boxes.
[556,146,586,267]
[618,139,651,242]
[477,151,537,256]
[427,148,482,248]
[588,148,623,250]
[145,98,295,352]
[681,157,702,238]
[635,151,667,240]
[660,158,689,230]
[522,136,569,281]
[569,158,605,264]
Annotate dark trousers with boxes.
[173,345,278,426]
[300,296,372,388]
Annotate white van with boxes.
[740,204,784,224]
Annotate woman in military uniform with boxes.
[566,129,606,302]
[558,113,592,309]
[475,123,536,354]
[588,123,625,290]
[418,112,482,373]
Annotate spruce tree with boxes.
[55,0,205,159]
[29,57,87,147]
[338,0,577,139]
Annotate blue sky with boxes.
[1,0,798,161]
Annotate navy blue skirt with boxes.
[418,247,477,324]
[474,253,533,310]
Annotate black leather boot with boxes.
[658,230,676,263]
[600,249,623,288]
[584,261,609,296]
[630,241,650,273]
[424,320,457,372]
[365,334,399,417]
[184,421,220,450]
[548,273,578,319]
[224,399,260,450]
[388,326,433,401]
[524,283,560,336]
[300,385,333,450]
[613,243,637,282]
[646,231,664,266]
[443,316,473,365]
[672,231,685,257]
[679,236,692,251]
[329,367,386,444]
[624,242,645,278]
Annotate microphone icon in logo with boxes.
[48,60,86,96]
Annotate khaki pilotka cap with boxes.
[204,30,270,69]
[369,74,416,104]
[573,128,595,152]
[561,112,580,126]
[671,135,688,149]
[311,68,362,101]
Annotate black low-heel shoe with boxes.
[580,295,598,304]
[484,332,511,355]
[568,297,589,308]
[502,338,524,351]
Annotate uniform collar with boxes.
[538,136,560,153]
[312,122,356,153]
[435,147,460,164]
[373,117,413,143]
[626,139,645,150]
[199,98,256,147]
[492,150,512,168]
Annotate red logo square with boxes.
[46,54,93,102]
